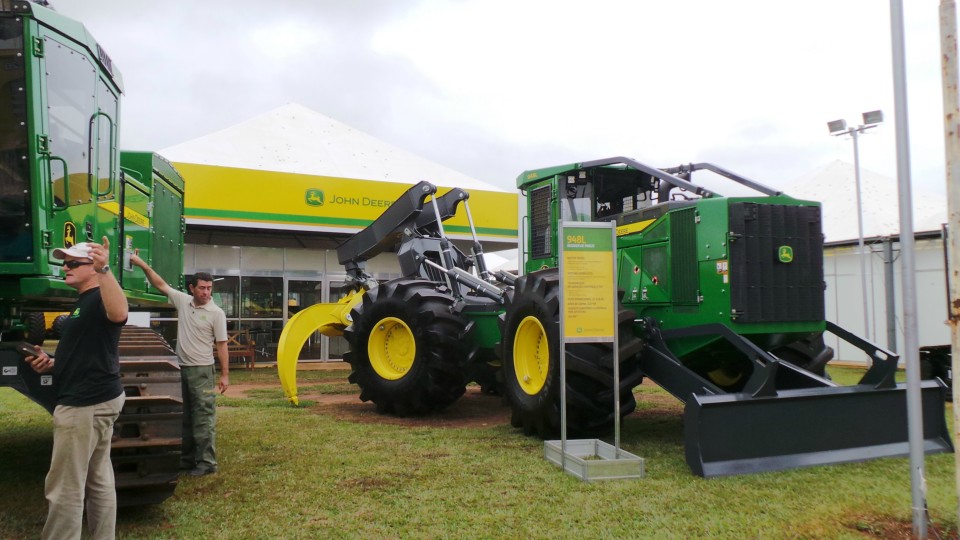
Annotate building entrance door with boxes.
[325,279,353,360]
[285,279,323,361]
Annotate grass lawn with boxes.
[0,365,956,539]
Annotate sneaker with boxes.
[179,462,195,471]
[188,467,216,477]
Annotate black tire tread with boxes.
[498,269,643,438]
[344,278,472,416]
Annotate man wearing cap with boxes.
[129,252,228,477]
[24,237,127,540]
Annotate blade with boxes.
[684,380,953,477]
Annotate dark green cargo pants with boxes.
[180,364,218,473]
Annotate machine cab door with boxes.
[41,29,120,262]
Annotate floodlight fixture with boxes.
[825,109,883,341]
[862,109,884,126]
[827,119,848,135]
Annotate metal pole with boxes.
[883,237,897,352]
[612,224,621,453]
[890,0,928,536]
[939,0,960,528]
[852,129,872,341]
[558,221,567,472]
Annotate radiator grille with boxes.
[671,208,699,304]
[530,185,552,259]
[728,203,824,323]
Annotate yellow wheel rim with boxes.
[368,317,415,380]
[707,367,745,388]
[513,315,549,395]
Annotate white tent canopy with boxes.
[482,249,519,272]
[781,160,945,242]
[160,103,506,193]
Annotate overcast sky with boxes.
[50,0,948,195]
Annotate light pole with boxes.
[827,110,884,342]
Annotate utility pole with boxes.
[889,0,927,537]
[938,0,960,531]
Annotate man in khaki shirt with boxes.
[130,253,228,476]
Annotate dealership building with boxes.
[154,104,518,362]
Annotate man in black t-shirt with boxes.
[24,237,128,540]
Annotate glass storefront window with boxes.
[241,276,282,318]
[240,319,283,361]
[326,278,352,359]
[287,279,323,360]
[212,276,239,318]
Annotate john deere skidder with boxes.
[0,1,185,504]
[278,156,952,477]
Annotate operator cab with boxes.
[559,165,699,226]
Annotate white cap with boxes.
[52,242,94,261]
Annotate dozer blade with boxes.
[685,380,953,477]
[277,290,364,405]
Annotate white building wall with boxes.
[823,236,949,363]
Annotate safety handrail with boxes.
[44,154,68,211]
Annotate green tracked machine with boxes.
[278,155,953,477]
[0,1,186,505]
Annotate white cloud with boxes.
[48,0,954,195]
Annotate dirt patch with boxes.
[318,387,512,429]
[225,380,674,430]
[226,383,511,428]
[223,383,278,399]
[846,514,957,539]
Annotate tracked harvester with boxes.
[278,159,952,476]
[0,2,185,505]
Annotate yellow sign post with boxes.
[545,221,643,481]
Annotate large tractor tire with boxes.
[694,333,834,392]
[769,333,834,377]
[344,278,474,416]
[498,269,644,438]
[24,312,45,345]
[51,314,69,339]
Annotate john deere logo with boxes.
[63,222,77,247]
[778,245,794,263]
[305,189,324,206]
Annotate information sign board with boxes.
[561,222,615,342]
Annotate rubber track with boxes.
[113,327,182,506]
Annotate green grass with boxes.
[0,365,956,539]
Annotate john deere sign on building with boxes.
[175,162,516,242]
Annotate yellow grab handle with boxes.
[276,290,364,405]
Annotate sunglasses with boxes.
[64,260,93,269]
